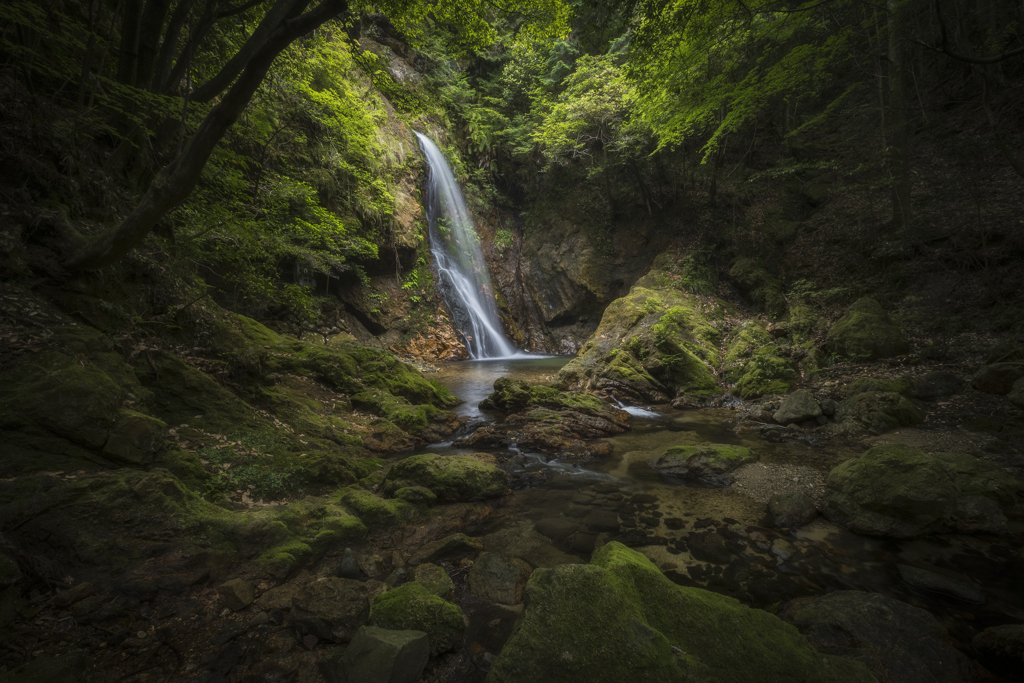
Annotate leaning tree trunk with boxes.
[65,0,349,273]
[888,0,913,228]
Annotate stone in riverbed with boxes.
[411,564,453,599]
[781,590,980,683]
[217,578,255,612]
[370,582,464,656]
[468,552,531,605]
[897,564,985,604]
[408,533,483,565]
[822,445,1020,538]
[486,542,874,683]
[292,577,370,643]
[325,625,429,683]
[831,391,923,436]
[972,624,1024,669]
[768,492,817,528]
[380,453,508,503]
[773,390,822,425]
[651,444,757,486]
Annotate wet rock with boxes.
[819,398,837,417]
[583,509,620,532]
[411,564,453,599]
[381,453,508,503]
[408,533,483,565]
[822,445,1020,537]
[768,492,818,528]
[218,578,255,612]
[971,362,1024,395]
[468,552,532,605]
[773,390,821,425]
[393,486,437,505]
[340,547,362,579]
[831,391,923,436]
[292,577,370,643]
[360,554,386,579]
[370,582,464,656]
[257,583,303,611]
[685,531,733,564]
[324,625,429,683]
[911,371,962,400]
[972,624,1024,670]
[897,564,985,604]
[651,444,757,486]
[483,520,581,568]
[266,631,297,653]
[534,518,578,541]
[781,591,981,683]
[770,538,797,561]
[1008,377,1024,410]
[826,297,909,360]
[487,542,873,683]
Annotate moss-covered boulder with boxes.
[370,582,464,656]
[651,444,757,486]
[826,298,908,360]
[558,279,723,403]
[781,591,980,683]
[481,377,611,415]
[723,323,796,399]
[822,445,1020,538]
[773,390,822,425]
[831,391,923,436]
[486,542,875,683]
[728,257,787,318]
[380,454,508,503]
[292,577,371,643]
[972,363,1024,395]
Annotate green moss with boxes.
[849,377,913,396]
[380,454,507,503]
[351,389,441,434]
[731,345,796,399]
[370,582,464,656]
[488,542,875,683]
[827,298,909,360]
[728,258,787,318]
[482,378,608,415]
[339,487,411,528]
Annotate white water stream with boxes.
[415,132,517,359]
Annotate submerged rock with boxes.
[768,491,818,528]
[897,564,985,604]
[380,453,508,503]
[826,298,909,361]
[781,591,980,683]
[651,444,757,486]
[822,445,1020,537]
[370,582,464,656]
[486,542,874,683]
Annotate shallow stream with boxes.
[418,357,1023,676]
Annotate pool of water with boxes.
[420,357,1024,673]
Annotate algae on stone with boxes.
[370,582,465,656]
[487,542,875,683]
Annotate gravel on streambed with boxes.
[729,463,827,507]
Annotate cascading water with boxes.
[415,132,517,359]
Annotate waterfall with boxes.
[415,132,517,359]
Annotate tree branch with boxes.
[66,0,350,272]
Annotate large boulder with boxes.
[324,625,429,683]
[780,591,980,683]
[457,379,630,458]
[292,578,371,643]
[826,298,908,360]
[380,454,508,503]
[773,390,822,425]
[558,278,723,403]
[651,444,757,486]
[723,323,796,399]
[486,542,874,683]
[370,582,464,656]
[728,257,787,317]
[831,391,923,436]
[468,552,531,605]
[822,445,1020,537]
[972,363,1024,395]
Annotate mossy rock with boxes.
[380,454,508,503]
[733,346,796,399]
[832,392,923,436]
[371,582,464,656]
[826,298,908,360]
[487,542,875,683]
[481,378,607,415]
[822,445,1021,538]
[338,488,411,528]
[559,282,722,402]
[652,444,757,486]
[351,389,443,434]
[728,258,787,318]
[848,376,913,397]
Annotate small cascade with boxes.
[415,132,517,359]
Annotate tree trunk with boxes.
[888,0,913,228]
[117,0,144,85]
[66,0,349,273]
[151,0,195,93]
[135,0,173,89]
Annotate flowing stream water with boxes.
[419,357,1024,678]
[416,133,517,359]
